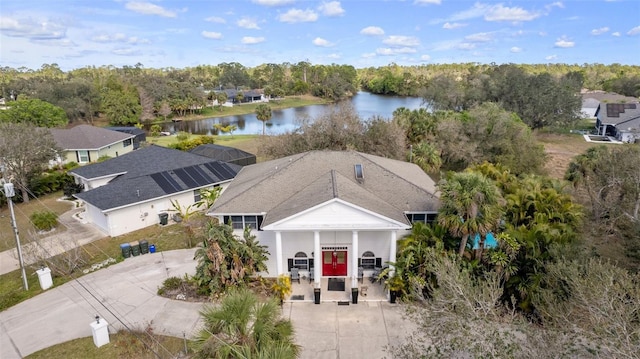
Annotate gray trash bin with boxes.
[120,243,131,258]
[139,239,149,254]
[159,213,168,225]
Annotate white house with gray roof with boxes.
[50,125,136,165]
[207,150,440,298]
[595,103,640,143]
[71,145,240,237]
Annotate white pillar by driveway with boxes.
[314,231,321,288]
[352,230,359,289]
[389,231,397,274]
[275,231,283,276]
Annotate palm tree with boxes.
[255,104,272,135]
[438,171,504,257]
[409,141,442,173]
[193,289,300,359]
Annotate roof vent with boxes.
[354,164,364,182]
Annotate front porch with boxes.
[285,277,388,303]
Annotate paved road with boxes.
[0,248,414,359]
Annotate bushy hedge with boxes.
[30,210,58,231]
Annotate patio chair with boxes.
[357,266,364,283]
[290,267,300,284]
[370,267,382,283]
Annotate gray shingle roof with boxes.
[72,145,241,211]
[596,103,640,127]
[189,144,256,166]
[50,125,135,150]
[208,150,440,227]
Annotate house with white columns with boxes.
[207,150,440,301]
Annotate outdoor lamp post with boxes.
[3,182,29,290]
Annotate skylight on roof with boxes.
[354,164,364,180]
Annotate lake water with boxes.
[162,91,425,136]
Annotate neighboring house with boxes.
[581,90,639,120]
[595,103,640,143]
[106,127,147,149]
[189,144,257,166]
[207,150,440,295]
[50,125,136,165]
[70,145,241,237]
[220,89,267,104]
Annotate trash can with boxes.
[351,288,359,304]
[120,243,131,258]
[314,288,321,304]
[130,241,140,256]
[149,244,156,253]
[158,213,168,225]
[139,239,149,254]
[36,267,53,290]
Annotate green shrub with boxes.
[162,276,183,290]
[30,211,58,231]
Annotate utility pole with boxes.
[3,183,28,290]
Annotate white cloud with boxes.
[465,32,493,42]
[201,31,223,39]
[362,52,376,58]
[383,35,420,47]
[457,43,476,50]
[205,16,226,24]
[376,47,417,55]
[546,2,564,11]
[278,9,318,23]
[554,36,575,48]
[546,54,557,60]
[628,26,640,35]
[510,46,522,53]
[0,16,67,39]
[319,1,345,16]
[420,54,431,61]
[612,31,621,37]
[433,3,540,24]
[237,17,260,29]
[91,33,149,44]
[485,4,540,22]
[241,36,265,44]
[31,38,74,47]
[252,0,294,6]
[415,0,442,4]
[125,2,177,18]
[312,37,333,47]
[539,31,548,36]
[442,22,466,29]
[112,47,140,56]
[591,27,609,35]
[360,26,384,36]
[327,53,341,59]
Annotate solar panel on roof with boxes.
[174,168,198,187]
[192,165,215,183]
[151,173,179,194]
[204,162,225,178]
[162,172,183,192]
[184,166,210,186]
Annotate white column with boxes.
[352,230,359,289]
[389,231,397,273]
[275,231,283,276]
[314,231,321,288]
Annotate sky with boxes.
[1,0,639,71]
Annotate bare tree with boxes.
[0,122,60,202]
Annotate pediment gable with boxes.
[262,198,408,231]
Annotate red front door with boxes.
[322,250,347,276]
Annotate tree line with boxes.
[1,62,638,128]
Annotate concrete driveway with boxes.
[0,248,414,358]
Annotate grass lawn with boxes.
[25,331,187,359]
[534,131,602,179]
[0,191,74,252]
